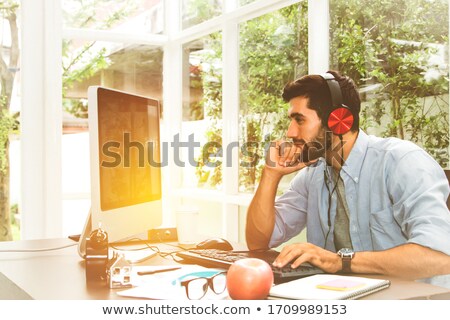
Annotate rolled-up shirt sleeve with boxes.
[387,150,450,255]
[269,169,310,248]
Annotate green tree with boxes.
[194,0,448,192]
[193,3,309,191]
[239,3,308,192]
[189,32,224,188]
[330,0,449,166]
[182,0,222,29]
[0,0,19,241]
[62,0,140,117]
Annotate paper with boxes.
[117,265,229,300]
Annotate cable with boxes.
[0,242,78,253]
[323,135,345,249]
[110,237,185,262]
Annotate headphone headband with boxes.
[320,73,344,107]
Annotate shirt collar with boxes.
[340,129,369,183]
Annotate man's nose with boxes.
[286,120,298,139]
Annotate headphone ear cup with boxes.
[327,107,354,135]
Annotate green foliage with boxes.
[238,3,308,192]
[63,98,88,119]
[62,0,140,115]
[0,0,18,16]
[182,0,222,28]
[0,99,19,173]
[192,32,224,189]
[193,4,308,190]
[62,43,109,94]
[194,0,449,191]
[331,0,449,167]
[62,0,139,30]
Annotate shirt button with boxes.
[352,226,358,232]
[354,177,359,183]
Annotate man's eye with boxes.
[295,117,303,123]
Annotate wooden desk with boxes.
[0,238,449,300]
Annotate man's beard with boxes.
[299,127,331,163]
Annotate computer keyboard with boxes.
[176,249,324,279]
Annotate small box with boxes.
[147,227,178,242]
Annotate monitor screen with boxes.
[97,88,161,211]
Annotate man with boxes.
[246,70,450,288]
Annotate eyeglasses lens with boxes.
[187,278,209,300]
[211,273,227,294]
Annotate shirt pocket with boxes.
[369,206,406,251]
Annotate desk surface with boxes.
[0,238,449,300]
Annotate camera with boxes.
[85,228,109,285]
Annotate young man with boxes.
[246,71,450,288]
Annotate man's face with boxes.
[286,96,328,162]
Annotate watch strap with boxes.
[341,255,352,273]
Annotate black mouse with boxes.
[195,238,233,251]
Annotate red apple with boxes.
[226,258,274,300]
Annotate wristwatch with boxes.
[337,248,355,273]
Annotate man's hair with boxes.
[282,70,361,131]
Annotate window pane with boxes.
[238,2,308,193]
[62,39,163,236]
[63,39,163,112]
[182,0,223,29]
[1,2,21,240]
[182,33,223,189]
[62,0,164,34]
[330,0,449,168]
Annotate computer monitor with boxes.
[78,87,162,257]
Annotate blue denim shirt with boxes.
[270,130,450,287]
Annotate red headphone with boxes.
[320,73,354,135]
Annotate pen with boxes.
[137,267,181,276]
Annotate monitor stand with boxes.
[77,209,92,259]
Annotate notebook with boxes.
[269,274,390,300]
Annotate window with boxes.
[238,2,308,193]
[330,0,449,168]
[181,32,223,189]
[0,1,20,240]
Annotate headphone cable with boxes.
[323,135,345,250]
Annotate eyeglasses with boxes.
[172,270,227,300]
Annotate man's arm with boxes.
[246,168,282,250]
[353,243,450,278]
[273,242,450,279]
[246,141,310,250]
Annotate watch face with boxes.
[338,248,354,257]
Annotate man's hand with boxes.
[273,242,342,274]
[265,140,317,177]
